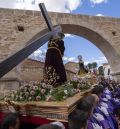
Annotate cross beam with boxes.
[39,3,53,31]
[0,3,62,78]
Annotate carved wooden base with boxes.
[0,89,92,121]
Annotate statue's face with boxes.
[78,55,82,60]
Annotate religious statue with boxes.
[78,55,88,76]
[43,32,67,87]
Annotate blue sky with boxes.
[73,0,120,18]
[0,0,120,66]
[30,0,120,66]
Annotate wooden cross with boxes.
[0,3,62,78]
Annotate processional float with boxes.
[0,3,92,123]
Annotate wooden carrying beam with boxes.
[0,26,61,78]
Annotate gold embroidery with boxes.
[48,41,59,48]
[48,47,62,57]
[43,66,60,86]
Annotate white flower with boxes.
[46,95,52,101]
[36,96,41,101]
[4,97,8,101]
[20,96,23,100]
[28,97,32,101]
[64,90,68,94]
[24,86,27,91]
[46,84,53,89]
[42,83,47,88]
[50,89,53,93]
[41,89,46,94]
[11,93,14,99]
[63,96,67,99]
[25,92,29,96]
[33,86,38,90]
[20,86,24,90]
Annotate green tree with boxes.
[87,62,97,69]
[92,62,97,69]
[87,63,92,69]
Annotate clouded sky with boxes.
[0,0,119,66]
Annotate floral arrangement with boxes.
[4,76,91,102]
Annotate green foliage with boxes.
[4,78,91,102]
[92,62,97,69]
[87,63,93,69]
[87,62,98,69]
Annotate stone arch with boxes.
[28,24,120,75]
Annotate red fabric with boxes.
[0,112,68,128]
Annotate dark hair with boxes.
[1,112,19,129]
[68,109,88,129]
[91,85,104,96]
[35,124,62,129]
[77,95,95,113]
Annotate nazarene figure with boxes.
[43,32,67,87]
[78,55,88,75]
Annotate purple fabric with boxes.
[87,120,94,129]
[101,119,110,129]
[89,116,110,129]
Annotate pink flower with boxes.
[33,86,38,90]
[75,89,81,93]
[72,76,78,81]
[30,90,35,96]
[36,96,41,101]
[46,95,52,101]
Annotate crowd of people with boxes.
[0,78,120,129]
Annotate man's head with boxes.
[35,124,62,129]
[1,113,20,129]
[50,32,65,42]
[91,85,104,97]
[68,109,88,129]
[77,95,96,117]
[58,32,65,40]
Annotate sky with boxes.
[0,0,120,66]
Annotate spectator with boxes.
[1,112,20,129]
[34,124,62,129]
[68,109,88,129]
[77,95,96,117]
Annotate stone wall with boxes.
[0,8,120,80]
[0,78,20,98]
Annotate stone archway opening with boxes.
[28,23,119,76]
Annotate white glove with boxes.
[92,123,103,129]
[98,106,109,115]
[51,121,65,129]
[104,88,110,94]
[8,105,16,113]
[106,95,111,100]
[93,113,104,121]
[100,102,108,108]
[102,98,108,102]
[114,98,119,102]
